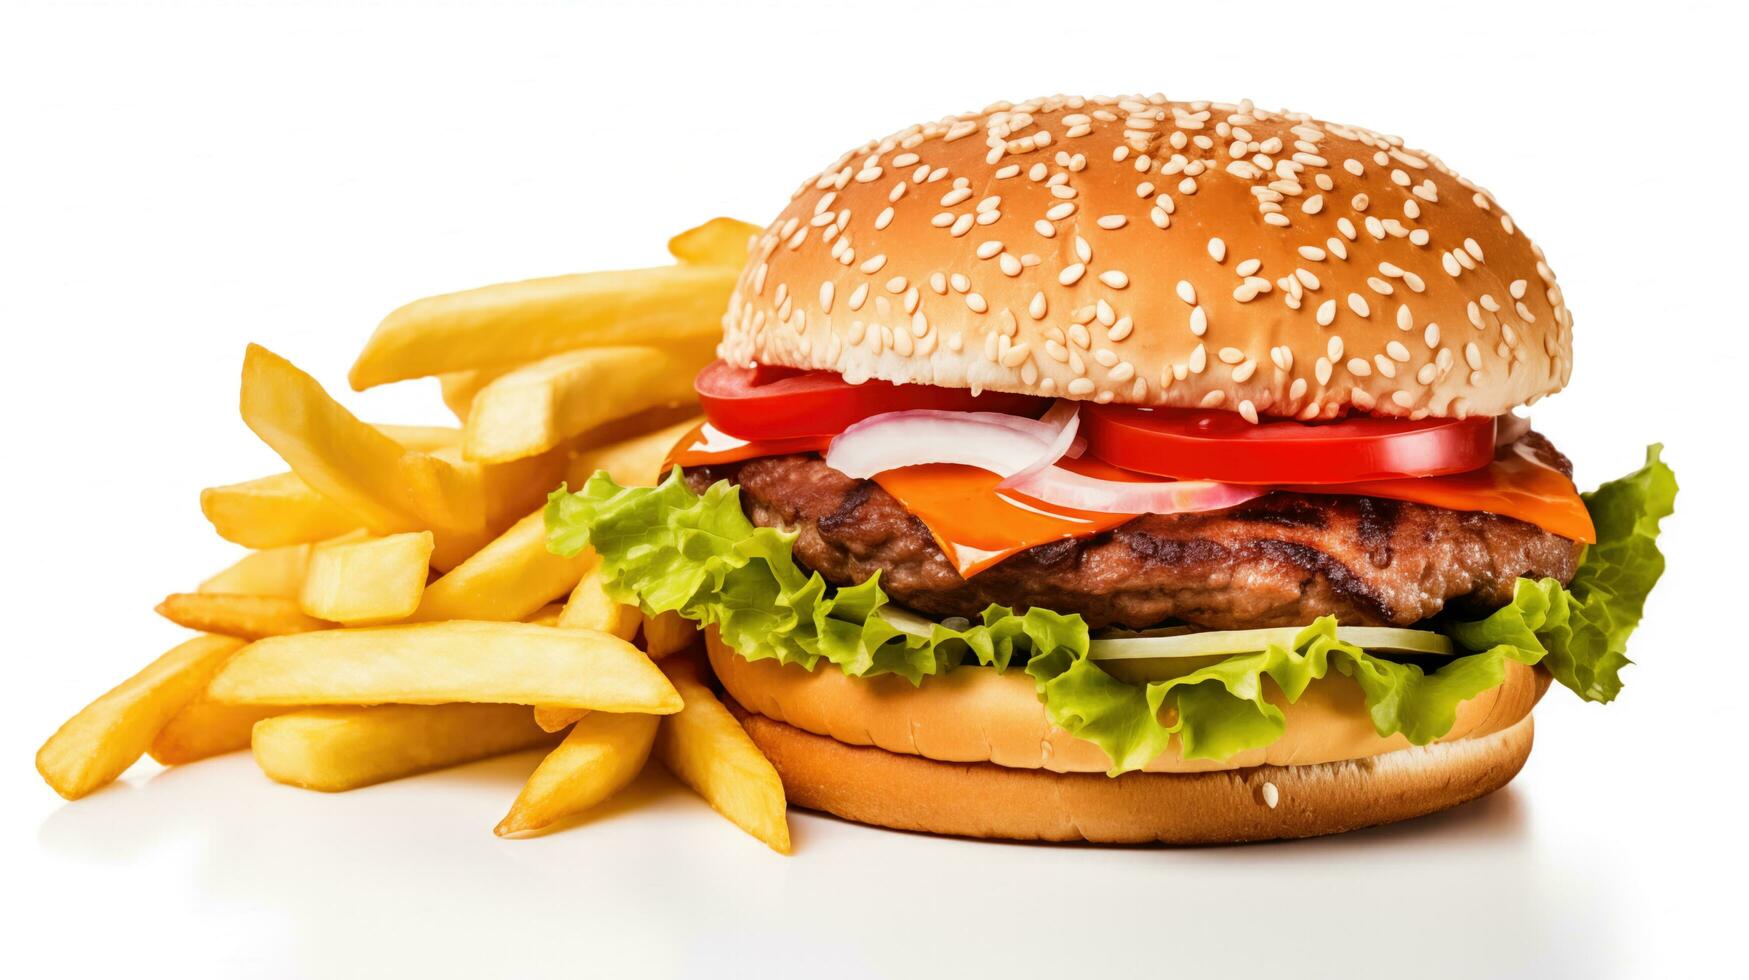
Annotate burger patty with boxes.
[684,432,1584,631]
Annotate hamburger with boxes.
[547,95,1676,843]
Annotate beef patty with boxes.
[684,432,1584,631]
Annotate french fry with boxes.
[149,697,287,765]
[375,424,463,452]
[240,345,488,535]
[496,710,659,836]
[207,621,683,713]
[462,343,711,464]
[199,423,460,548]
[157,593,334,640]
[523,604,566,626]
[201,472,362,549]
[563,415,702,488]
[667,217,760,267]
[559,564,641,637]
[438,367,511,420]
[531,565,645,732]
[299,531,434,625]
[531,706,586,733]
[36,635,247,799]
[348,264,736,390]
[198,542,313,598]
[655,655,791,853]
[252,704,556,792]
[412,509,591,623]
[642,610,701,659]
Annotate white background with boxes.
[4,1,1743,976]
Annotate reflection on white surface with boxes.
[26,742,1634,979]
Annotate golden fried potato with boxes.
[36,634,247,799]
[411,510,590,623]
[208,621,682,713]
[240,345,488,534]
[667,217,760,267]
[201,473,362,549]
[462,343,711,464]
[198,541,314,598]
[299,531,434,625]
[495,710,659,836]
[349,264,736,390]
[157,593,333,640]
[655,655,790,853]
[252,703,556,792]
[642,610,701,659]
[149,697,287,765]
[563,415,702,489]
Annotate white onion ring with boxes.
[1003,464,1265,515]
[824,406,1077,480]
[998,401,1081,486]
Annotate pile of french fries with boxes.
[35,218,792,853]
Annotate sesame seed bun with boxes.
[707,630,1544,843]
[722,95,1573,421]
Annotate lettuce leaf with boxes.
[546,470,1086,683]
[548,447,1673,775]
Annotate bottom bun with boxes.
[732,705,1534,844]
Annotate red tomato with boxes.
[694,360,1049,440]
[1081,405,1497,485]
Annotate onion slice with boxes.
[1003,464,1264,516]
[999,400,1081,486]
[824,405,1077,481]
[1088,625,1454,661]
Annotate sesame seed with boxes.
[859,254,887,274]
[1099,270,1129,288]
[1028,292,1047,319]
[1176,281,1196,305]
[950,214,974,237]
[1348,357,1372,377]
[1218,346,1245,364]
[1097,214,1128,230]
[818,281,834,312]
[1261,781,1279,808]
[1067,377,1096,396]
[1298,245,1326,261]
[976,240,1003,259]
[1387,340,1411,362]
[1110,316,1134,341]
[1347,293,1371,317]
[1316,299,1337,326]
[999,253,1022,276]
[1074,236,1092,263]
[965,293,988,313]
[1236,258,1262,277]
[1189,306,1208,336]
[1059,263,1087,286]
[1208,237,1227,262]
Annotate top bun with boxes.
[720,95,1573,421]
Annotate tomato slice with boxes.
[695,360,1049,440]
[665,422,831,471]
[1082,405,1496,485]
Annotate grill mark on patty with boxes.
[1353,497,1400,568]
[1115,529,1233,567]
[1229,499,1330,530]
[818,481,874,535]
[1251,539,1392,622]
